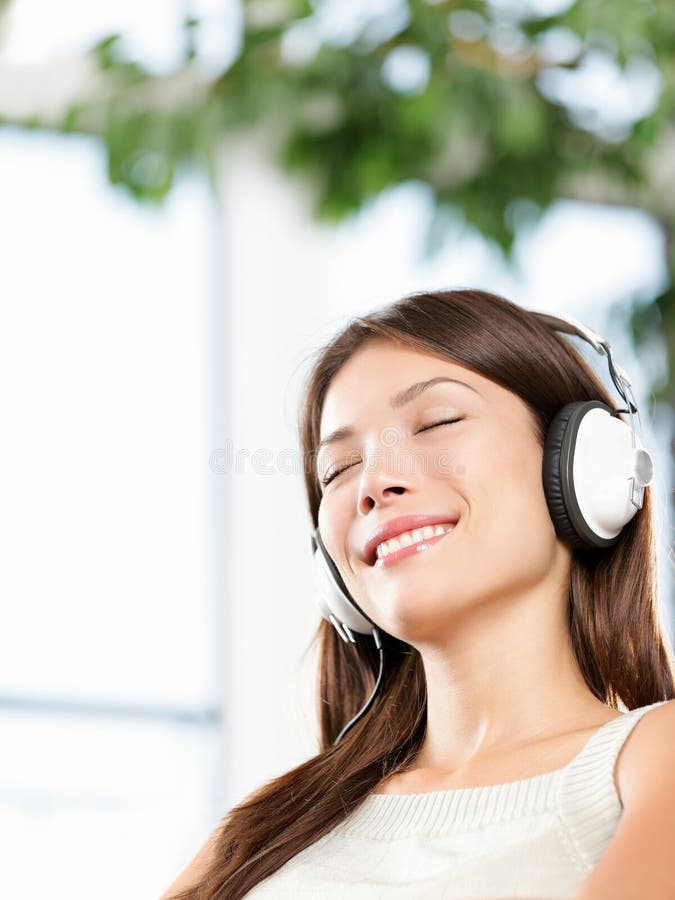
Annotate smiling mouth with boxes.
[373,523,457,569]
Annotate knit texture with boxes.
[244,700,669,899]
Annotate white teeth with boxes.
[375,522,456,559]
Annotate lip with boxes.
[362,513,460,566]
[374,524,457,569]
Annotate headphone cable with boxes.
[333,628,384,745]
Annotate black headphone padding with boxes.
[542,400,621,552]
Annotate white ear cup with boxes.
[571,407,653,539]
[310,532,376,639]
[542,399,654,551]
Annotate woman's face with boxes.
[315,338,571,644]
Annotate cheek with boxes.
[317,500,350,566]
[317,500,372,602]
[511,441,547,515]
[509,457,554,547]
[465,432,546,524]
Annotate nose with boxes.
[359,483,407,514]
[356,431,420,513]
[357,466,415,514]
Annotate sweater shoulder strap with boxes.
[557,699,670,875]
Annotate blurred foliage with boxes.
[2,0,675,408]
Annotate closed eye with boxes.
[320,418,463,488]
[416,417,463,433]
[320,464,350,487]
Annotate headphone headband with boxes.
[528,308,640,417]
[527,308,648,511]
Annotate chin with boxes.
[380,604,447,641]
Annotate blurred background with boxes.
[0,1,673,896]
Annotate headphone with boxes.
[308,309,655,744]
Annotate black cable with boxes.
[332,629,384,745]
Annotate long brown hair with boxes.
[167,288,675,899]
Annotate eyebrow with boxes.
[317,376,480,452]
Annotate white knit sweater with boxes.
[244,700,668,899]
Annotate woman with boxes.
[162,288,675,899]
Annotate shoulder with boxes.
[572,699,675,898]
[615,698,675,811]
[159,826,221,899]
